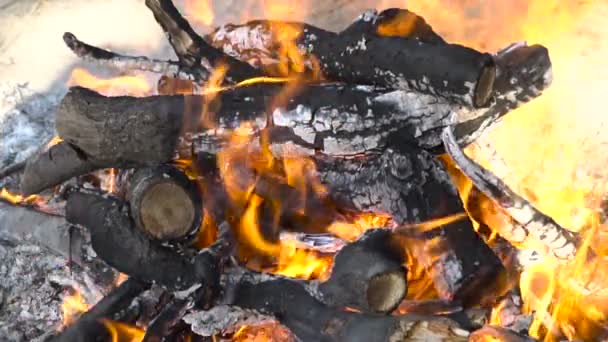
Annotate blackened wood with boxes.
[0,160,25,180]
[50,278,149,342]
[20,141,98,195]
[127,165,202,242]
[65,191,221,291]
[63,32,204,82]
[318,229,407,313]
[441,125,579,260]
[145,0,261,83]
[225,271,469,342]
[315,146,504,302]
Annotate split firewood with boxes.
[441,124,579,260]
[144,0,261,83]
[49,278,150,342]
[64,191,229,291]
[126,165,202,242]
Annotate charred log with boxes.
[316,146,504,302]
[318,229,407,313]
[144,0,261,83]
[50,278,149,342]
[441,124,579,260]
[127,165,202,242]
[20,141,98,195]
[65,191,225,291]
[218,269,469,342]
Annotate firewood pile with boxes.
[0,0,585,341]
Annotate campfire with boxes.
[0,0,606,341]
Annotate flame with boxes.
[0,188,46,207]
[46,136,63,149]
[103,320,145,342]
[61,291,89,327]
[327,213,392,241]
[184,0,214,27]
[69,68,153,97]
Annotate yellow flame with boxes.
[0,188,45,206]
[61,291,89,327]
[327,213,392,242]
[69,68,152,97]
[102,320,145,342]
[46,136,63,149]
[184,0,214,26]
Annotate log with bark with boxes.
[126,165,202,242]
[21,40,551,195]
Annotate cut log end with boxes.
[367,271,408,313]
[475,62,497,107]
[128,165,202,242]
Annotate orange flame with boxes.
[0,188,46,207]
[102,320,145,342]
[69,68,153,97]
[184,0,214,27]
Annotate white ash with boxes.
[0,241,70,341]
[184,305,275,337]
[0,81,63,167]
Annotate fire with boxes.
[69,68,153,97]
[61,291,89,327]
[0,188,46,207]
[327,213,392,242]
[103,320,145,342]
[184,0,214,27]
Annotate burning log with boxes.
[127,165,202,242]
[316,147,505,302]
[20,141,98,196]
[441,125,579,260]
[64,191,227,291]
[144,0,261,83]
[50,277,149,342]
[214,268,470,342]
[317,229,407,313]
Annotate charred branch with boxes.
[64,191,228,291]
[469,326,537,342]
[441,124,579,260]
[127,165,202,242]
[50,278,149,342]
[318,229,407,313]
[218,269,469,342]
[144,0,261,83]
[63,32,204,82]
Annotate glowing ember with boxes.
[69,68,153,97]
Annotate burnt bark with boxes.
[441,125,579,260]
[65,191,223,291]
[469,326,537,342]
[127,165,202,242]
[316,146,504,302]
[20,141,98,195]
[144,0,261,83]
[50,278,149,342]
